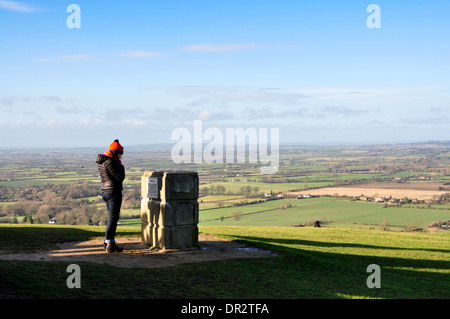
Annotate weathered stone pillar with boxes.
[141,171,199,250]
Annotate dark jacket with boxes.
[96,154,125,191]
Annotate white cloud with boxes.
[321,105,370,117]
[122,50,164,59]
[296,87,433,104]
[125,119,147,126]
[144,85,307,107]
[40,119,57,126]
[162,85,247,97]
[179,43,267,53]
[33,55,94,62]
[0,96,15,106]
[59,54,94,61]
[197,109,234,122]
[198,110,212,120]
[401,116,450,125]
[55,106,92,115]
[0,0,38,13]
[80,118,103,126]
[243,104,368,121]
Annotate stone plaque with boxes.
[147,177,159,199]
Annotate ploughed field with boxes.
[290,182,447,201]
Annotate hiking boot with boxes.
[106,243,123,253]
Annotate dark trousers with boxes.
[102,189,122,243]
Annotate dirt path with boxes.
[0,234,278,268]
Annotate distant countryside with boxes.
[1,142,450,232]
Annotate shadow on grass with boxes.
[0,225,141,253]
[231,235,450,254]
[222,234,450,299]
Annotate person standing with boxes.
[96,139,125,253]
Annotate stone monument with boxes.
[141,171,199,250]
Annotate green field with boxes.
[199,197,450,229]
[198,195,256,210]
[0,224,448,299]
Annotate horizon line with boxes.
[0,140,449,152]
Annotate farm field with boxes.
[198,195,256,210]
[204,180,332,194]
[199,197,450,229]
[295,182,447,200]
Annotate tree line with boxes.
[0,181,140,225]
[200,184,261,197]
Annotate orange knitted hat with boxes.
[105,139,124,157]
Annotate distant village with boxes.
[265,192,449,206]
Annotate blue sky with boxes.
[0,0,449,148]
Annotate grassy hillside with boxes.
[0,224,448,299]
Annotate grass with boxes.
[0,224,448,299]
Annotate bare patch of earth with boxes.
[0,234,278,268]
[289,182,447,200]
[343,182,445,190]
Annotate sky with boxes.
[0,0,449,149]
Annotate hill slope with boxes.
[0,225,448,299]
